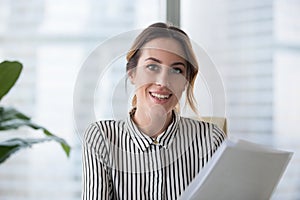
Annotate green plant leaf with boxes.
[0,106,71,157]
[0,107,30,122]
[0,138,54,164]
[0,61,23,101]
[0,61,71,164]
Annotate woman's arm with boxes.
[212,124,227,152]
[82,124,112,200]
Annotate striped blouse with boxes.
[82,111,226,200]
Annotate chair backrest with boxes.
[200,116,227,135]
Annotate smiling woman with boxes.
[127,38,188,138]
[82,22,226,200]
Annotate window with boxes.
[0,1,164,199]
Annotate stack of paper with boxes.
[179,139,293,200]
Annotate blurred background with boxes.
[0,0,299,199]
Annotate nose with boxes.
[155,67,170,87]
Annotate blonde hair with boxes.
[126,22,199,114]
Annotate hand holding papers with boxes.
[179,139,293,200]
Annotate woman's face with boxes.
[129,38,187,114]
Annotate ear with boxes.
[127,69,136,84]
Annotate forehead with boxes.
[141,38,186,59]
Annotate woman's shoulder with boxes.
[179,116,226,149]
[179,115,212,127]
[83,119,126,143]
[179,116,226,138]
[92,119,125,130]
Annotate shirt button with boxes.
[153,140,159,145]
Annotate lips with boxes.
[149,92,172,100]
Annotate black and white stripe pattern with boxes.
[82,111,226,200]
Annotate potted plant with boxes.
[0,61,70,163]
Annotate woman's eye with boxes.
[147,64,159,71]
[170,67,183,74]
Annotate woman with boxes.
[82,22,226,200]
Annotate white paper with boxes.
[179,139,293,200]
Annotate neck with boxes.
[132,106,173,138]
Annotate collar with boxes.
[125,109,180,151]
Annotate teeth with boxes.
[151,92,170,99]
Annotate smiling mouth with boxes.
[150,92,172,100]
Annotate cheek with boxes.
[133,71,155,87]
[133,74,152,94]
[170,76,187,92]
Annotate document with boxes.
[179,138,293,200]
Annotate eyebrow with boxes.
[145,57,186,67]
[145,57,162,63]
